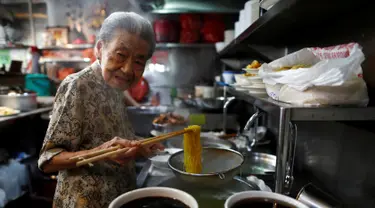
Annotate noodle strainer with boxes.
[168,147,244,187]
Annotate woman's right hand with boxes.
[94,137,141,165]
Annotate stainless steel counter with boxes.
[0,107,53,124]
[136,160,269,207]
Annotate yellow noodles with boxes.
[183,125,202,174]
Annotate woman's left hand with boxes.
[139,143,165,158]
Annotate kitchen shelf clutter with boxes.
[155,43,215,49]
[39,44,94,51]
[39,57,91,64]
[220,0,375,195]
[218,0,373,59]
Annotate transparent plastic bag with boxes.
[259,43,369,106]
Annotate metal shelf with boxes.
[227,87,375,121]
[39,57,91,63]
[0,107,52,124]
[39,44,94,50]
[156,43,214,49]
[218,0,373,59]
[0,45,31,49]
[0,0,45,4]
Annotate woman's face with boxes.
[96,30,150,90]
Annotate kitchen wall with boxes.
[45,0,144,26]
[45,0,220,105]
[144,48,219,104]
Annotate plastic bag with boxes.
[259,43,369,106]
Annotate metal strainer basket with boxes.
[168,147,244,187]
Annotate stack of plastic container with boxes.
[235,0,260,38]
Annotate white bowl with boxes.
[225,191,309,208]
[149,148,181,169]
[246,76,264,84]
[234,74,252,85]
[215,42,226,52]
[109,187,198,208]
[222,71,236,84]
[242,68,260,73]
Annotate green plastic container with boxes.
[25,74,52,96]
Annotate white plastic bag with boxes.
[259,43,369,106]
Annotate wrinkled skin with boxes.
[96,30,150,91]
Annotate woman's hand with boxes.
[139,143,165,158]
[95,137,141,165]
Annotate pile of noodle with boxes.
[183,125,202,173]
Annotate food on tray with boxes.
[153,113,186,125]
[246,60,262,69]
[275,64,311,72]
[0,106,18,116]
[243,73,257,77]
[183,125,202,174]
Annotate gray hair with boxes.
[97,12,155,57]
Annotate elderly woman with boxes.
[38,12,162,208]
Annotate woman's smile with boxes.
[114,75,132,85]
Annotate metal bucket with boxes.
[297,183,341,208]
[225,191,309,208]
[0,93,37,111]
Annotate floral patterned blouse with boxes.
[38,61,137,208]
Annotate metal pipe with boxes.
[243,109,264,131]
[223,95,235,134]
[284,122,297,193]
[28,0,36,45]
[242,109,265,152]
[275,108,291,193]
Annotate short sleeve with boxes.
[38,79,83,170]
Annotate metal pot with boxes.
[297,183,341,208]
[181,97,227,111]
[241,152,276,176]
[168,147,244,187]
[126,106,174,137]
[149,148,181,170]
[0,93,37,111]
[152,123,187,133]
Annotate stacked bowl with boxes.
[232,62,268,97]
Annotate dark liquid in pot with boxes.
[231,199,290,208]
[119,196,189,208]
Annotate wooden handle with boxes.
[74,128,190,167]
[69,145,121,161]
[140,129,188,146]
[76,147,130,167]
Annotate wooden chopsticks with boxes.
[71,128,190,167]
